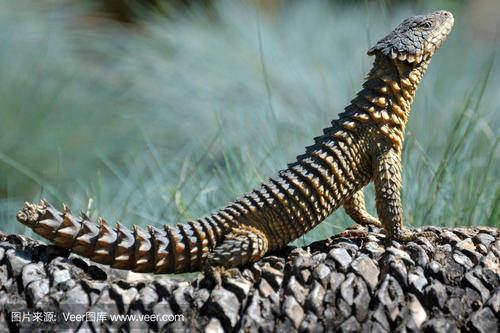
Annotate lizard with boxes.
[17,10,454,274]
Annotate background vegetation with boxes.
[1,0,498,248]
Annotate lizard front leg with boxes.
[343,189,382,227]
[373,149,416,242]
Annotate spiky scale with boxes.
[53,213,81,248]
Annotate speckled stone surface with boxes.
[0,225,498,332]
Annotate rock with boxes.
[87,287,120,320]
[81,280,108,305]
[426,260,441,277]
[277,320,296,333]
[483,252,500,276]
[205,317,224,333]
[126,271,154,282]
[300,313,323,332]
[455,238,476,252]
[336,295,353,319]
[51,268,72,286]
[473,233,495,248]
[110,284,138,313]
[386,247,415,265]
[468,307,498,333]
[438,243,453,254]
[194,288,211,310]
[312,263,331,287]
[444,297,464,320]
[258,296,274,328]
[282,295,304,329]
[85,264,107,281]
[59,284,89,316]
[372,304,390,331]
[329,248,352,271]
[0,226,498,331]
[351,254,380,291]
[311,253,327,264]
[340,273,356,305]
[128,309,151,330]
[481,265,499,290]
[353,278,370,322]
[261,255,285,271]
[172,285,193,314]
[486,290,499,315]
[0,267,9,291]
[424,280,447,309]
[384,255,408,287]
[453,251,473,268]
[328,271,346,292]
[368,321,389,333]
[298,268,311,284]
[465,287,483,310]
[305,281,325,314]
[223,277,252,301]
[421,316,458,333]
[440,230,461,245]
[460,248,483,265]
[21,263,46,288]
[152,300,175,330]
[242,294,261,327]
[339,315,361,332]
[407,293,426,328]
[408,267,428,295]
[405,243,430,267]
[208,288,240,329]
[261,263,283,290]
[258,277,276,299]
[285,275,307,304]
[25,279,49,306]
[464,271,490,303]
[139,285,159,311]
[323,289,336,308]
[333,240,359,255]
[323,307,336,322]
[6,249,32,277]
[376,276,404,310]
[476,244,488,254]
[441,260,465,285]
[154,278,177,299]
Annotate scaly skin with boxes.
[17,11,454,274]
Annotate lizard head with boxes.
[367,10,454,66]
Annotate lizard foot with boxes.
[200,265,240,288]
[386,227,437,246]
[385,227,417,246]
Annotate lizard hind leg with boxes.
[206,224,268,269]
[344,189,382,228]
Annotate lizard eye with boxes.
[420,21,432,29]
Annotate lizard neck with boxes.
[344,54,430,154]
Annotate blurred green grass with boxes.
[0,0,498,247]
